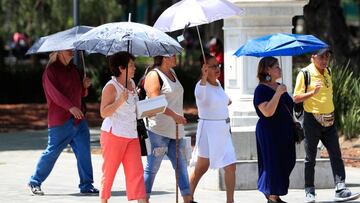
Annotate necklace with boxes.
[115,77,135,92]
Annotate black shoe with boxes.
[189,201,198,203]
[267,197,286,203]
[80,187,99,194]
[28,183,44,196]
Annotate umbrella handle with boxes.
[175,123,179,203]
[196,26,206,65]
[80,51,86,79]
[279,56,284,84]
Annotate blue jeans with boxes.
[144,130,190,198]
[29,118,94,191]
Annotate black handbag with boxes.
[293,120,305,143]
[137,119,148,156]
[284,105,305,144]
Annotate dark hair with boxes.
[150,55,164,70]
[108,52,135,77]
[257,57,278,82]
[199,52,215,67]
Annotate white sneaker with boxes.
[334,189,360,202]
[304,192,316,203]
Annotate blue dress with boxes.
[253,84,296,196]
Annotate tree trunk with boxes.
[304,0,359,73]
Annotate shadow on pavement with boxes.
[43,190,172,197]
[0,130,48,151]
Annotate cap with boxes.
[314,48,332,56]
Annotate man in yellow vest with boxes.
[294,48,359,203]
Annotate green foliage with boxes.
[332,62,360,139]
[0,0,123,42]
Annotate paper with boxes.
[136,95,168,119]
[177,35,184,42]
[145,138,151,155]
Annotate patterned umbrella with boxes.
[73,22,183,56]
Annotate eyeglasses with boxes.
[208,64,221,69]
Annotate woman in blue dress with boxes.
[253,57,296,203]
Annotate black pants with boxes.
[303,112,345,191]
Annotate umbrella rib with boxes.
[87,38,107,54]
[144,41,151,56]
[74,40,87,51]
[160,43,170,56]
[106,39,116,56]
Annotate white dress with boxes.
[190,80,236,169]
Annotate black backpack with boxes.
[294,67,331,119]
[136,67,163,101]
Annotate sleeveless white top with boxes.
[147,68,185,139]
[101,77,138,138]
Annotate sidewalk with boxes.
[0,130,360,203]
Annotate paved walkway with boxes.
[1,130,360,203]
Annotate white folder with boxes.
[136,95,168,119]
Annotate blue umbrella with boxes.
[233,33,328,57]
[26,26,93,55]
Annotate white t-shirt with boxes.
[195,80,230,119]
[101,77,138,138]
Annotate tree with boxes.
[0,0,123,43]
[304,0,360,74]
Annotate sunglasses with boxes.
[208,64,222,69]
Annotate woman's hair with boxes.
[150,56,164,70]
[199,52,215,67]
[108,51,135,77]
[257,56,278,82]
[46,51,60,68]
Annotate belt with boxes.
[199,117,230,123]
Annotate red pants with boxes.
[100,131,146,200]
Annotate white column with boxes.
[224,0,308,128]
[197,0,333,190]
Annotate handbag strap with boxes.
[283,104,297,124]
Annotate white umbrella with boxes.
[26,26,93,78]
[153,0,244,62]
[26,26,93,55]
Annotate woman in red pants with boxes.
[99,51,147,203]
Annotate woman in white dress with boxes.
[189,53,237,203]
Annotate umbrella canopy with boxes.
[26,26,93,55]
[234,33,328,57]
[73,22,183,56]
[153,0,244,32]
